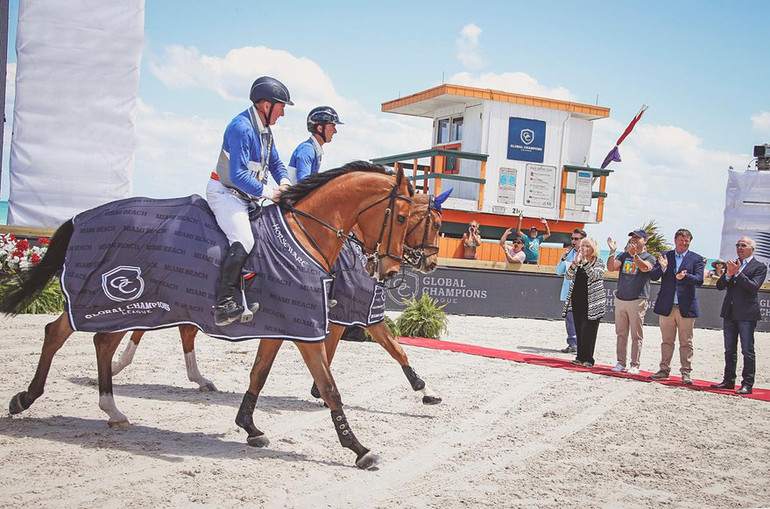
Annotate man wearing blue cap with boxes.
[606,229,656,375]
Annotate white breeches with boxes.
[206,178,255,252]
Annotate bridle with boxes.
[286,174,412,280]
[402,195,440,268]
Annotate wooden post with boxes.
[597,174,607,222]
[429,155,441,194]
[477,160,487,210]
[434,153,443,196]
[559,167,568,219]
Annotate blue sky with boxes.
[3,0,770,258]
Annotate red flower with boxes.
[16,239,30,251]
[38,237,51,245]
[30,253,41,264]
[12,250,24,259]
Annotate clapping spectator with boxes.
[648,228,704,384]
[606,230,655,375]
[563,237,606,367]
[712,237,767,395]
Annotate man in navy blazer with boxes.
[648,229,704,383]
[711,236,768,395]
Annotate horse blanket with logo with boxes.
[328,238,385,328]
[61,196,332,342]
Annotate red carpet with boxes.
[398,336,770,402]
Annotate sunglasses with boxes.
[735,243,749,248]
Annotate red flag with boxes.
[600,104,648,169]
[615,105,648,146]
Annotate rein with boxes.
[286,177,412,278]
[403,197,440,267]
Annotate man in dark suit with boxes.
[648,229,704,384]
[711,236,768,395]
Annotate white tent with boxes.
[720,168,770,281]
[7,0,144,227]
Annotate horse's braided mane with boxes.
[277,160,413,209]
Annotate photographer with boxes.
[462,221,482,260]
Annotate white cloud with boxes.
[456,24,486,70]
[150,45,346,111]
[448,71,576,101]
[751,111,770,134]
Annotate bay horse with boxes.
[110,190,449,404]
[1,161,413,470]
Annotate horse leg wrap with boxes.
[331,409,368,454]
[235,392,267,446]
[402,365,426,391]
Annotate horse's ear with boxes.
[395,165,411,195]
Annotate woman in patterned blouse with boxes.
[563,237,606,367]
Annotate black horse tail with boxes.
[0,220,74,316]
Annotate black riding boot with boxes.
[214,242,250,326]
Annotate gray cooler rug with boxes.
[61,195,332,342]
[328,238,385,328]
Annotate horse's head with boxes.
[354,165,414,281]
[278,161,413,281]
[402,188,451,273]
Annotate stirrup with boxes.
[238,279,259,324]
[214,299,244,327]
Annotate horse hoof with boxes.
[422,395,442,405]
[246,434,270,448]
[199,382,218,392]
[108,419,131,429]
[356,451,380,470]
[9,392,30,415]
[310,382,321,399]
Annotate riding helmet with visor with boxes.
[249,76,293,125]
[307,106,343,142]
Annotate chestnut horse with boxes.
[111,191,448,404]
[1,162,413,470]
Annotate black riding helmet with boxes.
[307,106,343,143]
[249,76,293,125]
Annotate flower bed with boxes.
[0,233,65,314]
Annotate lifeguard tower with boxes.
[372,84,612,264]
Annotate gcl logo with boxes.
[386,271,420,306]
[102,266,145,302]
[520,129,535,145]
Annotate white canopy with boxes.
[7,0,144,227]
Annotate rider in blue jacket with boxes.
[289,106,343,183]
[207,76,293,326]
